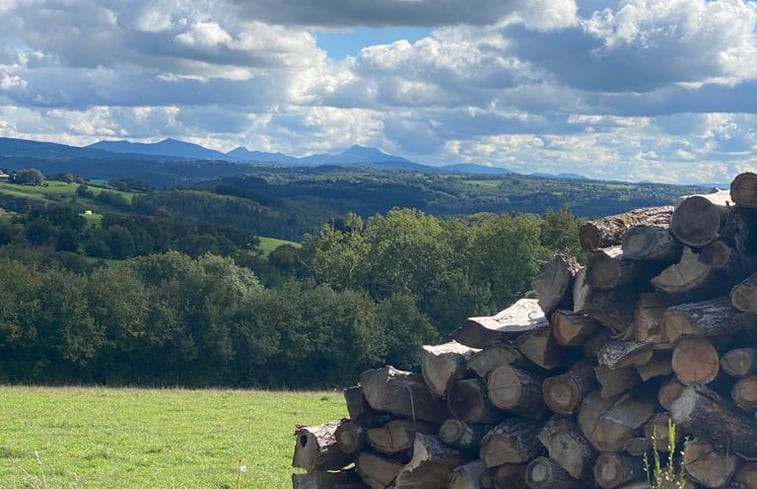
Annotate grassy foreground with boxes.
[0,387,345,489]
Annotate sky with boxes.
[0,0,755,184]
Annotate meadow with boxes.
[0,387,346,489]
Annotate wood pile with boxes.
[291,172,757,489]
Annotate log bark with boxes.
[492,464,527,489]
[448,461,486,489]
[356,452,403,489]
[360,366,451,423]
[658,378,686,411]
[587,245,667,290]
[480,419,543,467]
[532,253,580,315]
[420,341,479,398]
[732,273,757,313]
[731,172,757,208]
[732,462,757,489]
[683,438,740,489]
[594,366,640,399]
[394,434,470,489]
[732,376,757,412]
[438,419,490,451]
[467,344,526,378]
[525,456,581,489]
[671,190,733,248]
[635,352,673,381]
[453,299,549,349]
[580,206,673,252]
[488,365,546,419]
[573,267,592,312]
[644,413,676,452]
[514,329,567,370]
[447,378,506,424]
[598,341,654,370]
[671,384,757,459]
[543,360,597,415]
[661,296,739,343]
[672,337,720,385]
[292,470,362,489]
[722,348,757,378]
[293,420,353,472]
[622,225,682,262]
[593,453,645,489]
[344,386,371,423]
[537,416,596,480]
[366,419,437,455]
[552,310,600,346]
[580,286,640,334]
[335,419,365,455]
[578,391,655,452]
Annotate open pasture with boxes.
[0,387,345,489]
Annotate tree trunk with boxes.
[360,366,451,423]
[421,341,480,398]
[594,366,640,399]
[480,419,543,467]
[542,359,597,415]
[587,245,667,290]
[731,273,757,313]
[356,452,403,489]
[635,352,673,381]
[366,419,437,455]
[467,344,527,378]
[335,419,365,455]
[593,453,645,489]
[579,286,640,334]
[722,348,757,378]
[661,296,739,343]
[579,206,673,252]
[644,413,676,452]
[671,384,757,459]
[447,378,506,424]
[292,470,362,489]
[598,341,654,370]
[682,438,740,489]
[439,419,490,451]
[658,378,686,411]
[672,337,720,385]
[514,329,567,370]
[671,190,732,247]
[452,299,549,348]
[293,420,353,472]
[525,456,581,489]
[532,253,580,315]
[552,310,600,346]
[487,365,546,419]
[732,462,757,489]
[578,391,655,452]
[622,225,682,262]
[492,464,527,489]
[731,376,757,412]
[634,292,675,344]
[537,416,596,480]
[394,434,470,489]
[448,461,486,489]
[731,172,757,208]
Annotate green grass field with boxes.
[0,181,137,204]
[258,237,300,256]
[0,387,345,489]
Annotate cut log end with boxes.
[672,337,720,385]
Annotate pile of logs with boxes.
[291,172,757,489]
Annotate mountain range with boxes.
[1,136,586,179]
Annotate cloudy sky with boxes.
[0,0,755,183]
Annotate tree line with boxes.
[0,207,582,387]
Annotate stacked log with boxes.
[291,173,757,489]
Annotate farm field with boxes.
[257,236,300,256]
[0,387,345,489]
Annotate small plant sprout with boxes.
[644,419,688,489]
[236,460,248,489]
